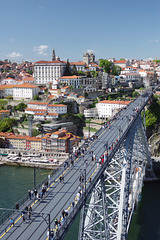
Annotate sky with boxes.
[0,0,160,63]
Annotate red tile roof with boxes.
[59,75,81,79]
[99,100,131,105]
[28,102,48,105]
[14,83,38,88]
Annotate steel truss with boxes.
[79,116,151,240]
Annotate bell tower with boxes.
[52,49,56,61]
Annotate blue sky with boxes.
[0,0,160,62]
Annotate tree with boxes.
[91,71,98,77]
[70,85,74,92]
[78,71,86,76]
[15,102,27,111]
[132,91,140,98]
[84,92,89,98]
[6,96,13,100]
[99,59,112,74]
[64,59,72,76]
[27,70,33,75]
[120,58,126,61]
[33,94,39,100]
[112,65,121,76]
[72,65,78,75]
[32,129,41,137]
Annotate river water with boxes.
[0,165,160,240]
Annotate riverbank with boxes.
[0,160,60,169]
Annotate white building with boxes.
[84,108,98,118]
[96,100,131,118]
[58,75,82,88]
[13,83,39,100]
[47,104,67,115]
[0,84,16,98]
[27,102,48,110]
[70,62,86,72]
[0,77,22,85]
[34,60,66,85]
[25,102,67,117]
[114,60,130,68]
[119,73,142,83]
[34,112,58,120]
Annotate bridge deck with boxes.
[0,91,152,240]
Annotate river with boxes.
[0,165,160,239]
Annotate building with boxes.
[114,60,130,68]
[13,83,39,100]
[0,77,22,85]
[70,62,86,72]
[34,60,66,85]
[84,108,98,118]
[0,132,42,150]
[83,51,95,65]
[42,129,80,153]
[25,102,67,119]
[0,85,16,98]
[0,110,10,119]
[58,75,82,88]
[47,104,67,115]
[96,100,131,118]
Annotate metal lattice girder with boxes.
[79,116,151,240]
[79,176,109,240]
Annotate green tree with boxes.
[15,103,27,111]
[33,94,39,100]
[132,91,140,98]
[32,129,41,137]
[72,65,78,75]
[120,58,126,61]
[78,71,86,76]
[99,59,112,74]
[6,96,13,100]
[91,71,98,77]
[112,65,121,75]
[64,59,72,76]
[27,70,33,75]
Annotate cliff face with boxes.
[148,130,160,157]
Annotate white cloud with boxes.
[149,39,159,43]
[33,45,48,55]
[6,52,22,58]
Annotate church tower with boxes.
[52,49,56,61]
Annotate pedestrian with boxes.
[34,189,37,199]
[31,189,34,199]
[25,206,28,212]
[22,215,25,223]
[55,218,58,226]
[28,190,31,200]
[63,162,66,169]
[62,209,65,218]
[48,174,51,185]
[10,218,14,226]
[47,230,50,238]
[72,201,75,208]
[89,177,91,183]
[50,230,54,239]
[28,205,32,219]
[15,203,19,210]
